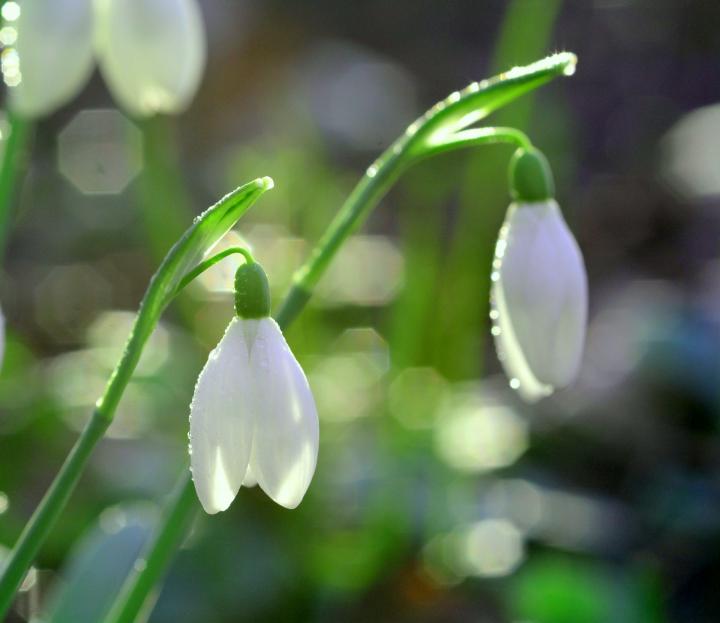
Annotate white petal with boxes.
[492,277,553,402]
[94,0,206,117]
[245,318,319,509]
[241,463,257,488]
[10,0,95,118]
[492,200,587,399]
[189,318,254,514]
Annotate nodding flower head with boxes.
[189,258,319,513]
[490,148,588,402]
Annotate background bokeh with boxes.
[2,1,720,621]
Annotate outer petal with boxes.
[94,0,206,117]
[9,0,95,118]
[246,318,319,509]
[189,318,254,514]
[492,200,587,399]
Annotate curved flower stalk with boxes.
[94,0,206,117]
[190,258,319,513]
[490,148,588,402]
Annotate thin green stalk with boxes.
[0,112,33,258]
[0,179,273,619]
[169,246,253,301]
[106,53,577,623]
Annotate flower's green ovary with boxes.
[108,52,578,623]
[0,177,273,618]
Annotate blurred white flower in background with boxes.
[94,0,206,117]
[2,0,206,119]
[4,0,94,118]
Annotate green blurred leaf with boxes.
[38,505,158,623]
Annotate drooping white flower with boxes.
[491,199,587,402]
[189,261,319,513]
[94,0,206,117]
[8,0,95,118]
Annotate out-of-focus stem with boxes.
[137,116,191,261]
[0,113,33,258]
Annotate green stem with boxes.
[0,179,272,619]
[0,112,33,258]
[108,53,577,622]
[104,475,197,623]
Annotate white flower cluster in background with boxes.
[2,0,206,118]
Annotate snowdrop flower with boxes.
[189,258,319,513]
[7,0,95,118]
[94,0,206,117]
[490,148,587,402]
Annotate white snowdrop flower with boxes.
[490,148,588,402]
[94,0,206,117]
[8,0,95,118]
[189,259,319,513]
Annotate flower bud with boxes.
[94,0,206,117]
[8,0,95,118]
[490,199,587,402]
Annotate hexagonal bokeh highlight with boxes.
[58,109,142,195]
